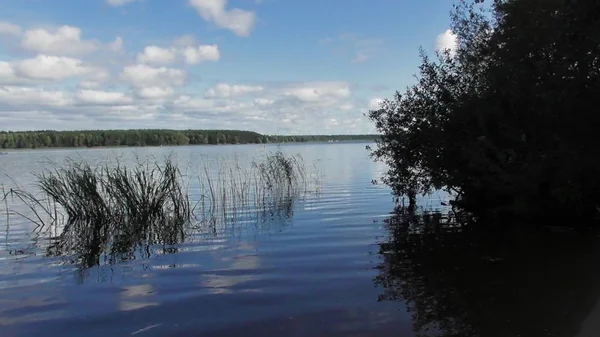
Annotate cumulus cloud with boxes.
[0,61,22,84]
[21,25,99,56]
[281,81,351,105]
[0,81,375,133]
[121,64,186,88]
[0,22,22,36]
[137,43,220,65]
[76,89,133,105]
[205,83,263,98]
[0,22,371,135]
[253,98,273,107]
[435,29,457,56]
[173,95,216,111]
[79,80,102,89]
[368,97,383,110]
[137,86,175,99]
[189,0,256,37]
[340,103,354,111]
[137,46,178,65]
[106,0,142,6]
[183,44,220,64]
[14,55,95,80]
[108,36,124,52]
[0,86,73,108]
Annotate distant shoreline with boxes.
[0,129,379,150]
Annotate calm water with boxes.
[1,142,599,337]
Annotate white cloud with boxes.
[0,22,22,36]
[253,98,274,107]
[15,55,95,80]
[435,29,457,56]
[183,44,220,64]
[79,80,102,89]
[0,62,21,84]
[77,89,133,105]
[0,58,97,84]
[173,95,216,111]
[205,83,263,98]
[368,97,383,110]
[137,86,175,99]
[282,81,351,104]
[189,0,256,37]
[121,64,186,88]
[137,46,178,65]
[21,25,99,56]
[0,86,73,107]
[0,84,375,133]
[106,0,141,6]
[108,36,124,52]
[0,62,15,77]
[340,103,354,111]
[137,43,220,65]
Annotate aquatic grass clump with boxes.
[2,150,319,268]
[193,150,312,227]
[37,160,109,222]
[34,157,191,267]
[37,157,191,227]
[101,158,190,229]
[253,150,307,200]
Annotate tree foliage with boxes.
[0,129,378,149]
[268,134,379,143]
[0,129,267,149]
[369,0,600,228]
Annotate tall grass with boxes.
[193,150,310,226]
[1,150,317,267]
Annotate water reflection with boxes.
[375,206,600,337]
[42,198,295,271]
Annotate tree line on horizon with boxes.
[0,129,379,149]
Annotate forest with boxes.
[0,129,378,149]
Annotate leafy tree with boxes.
[369,0,600,228]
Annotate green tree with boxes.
[369,0,600,229]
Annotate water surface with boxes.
[1,142,599,337]
[0,142,414,337]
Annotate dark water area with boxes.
[376,209,600,337]
[1,143,599,337]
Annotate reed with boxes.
[1,150,318,267]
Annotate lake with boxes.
[1,142,600,337]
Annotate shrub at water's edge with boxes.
[2,150,317,267]
[368,0,600,229]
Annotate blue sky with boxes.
[0,0,457,134]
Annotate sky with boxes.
[0,0,457,135]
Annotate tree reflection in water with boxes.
[375,206,600,337]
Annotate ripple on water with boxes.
[0,143,415,337]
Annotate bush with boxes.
[369,0,600,229]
